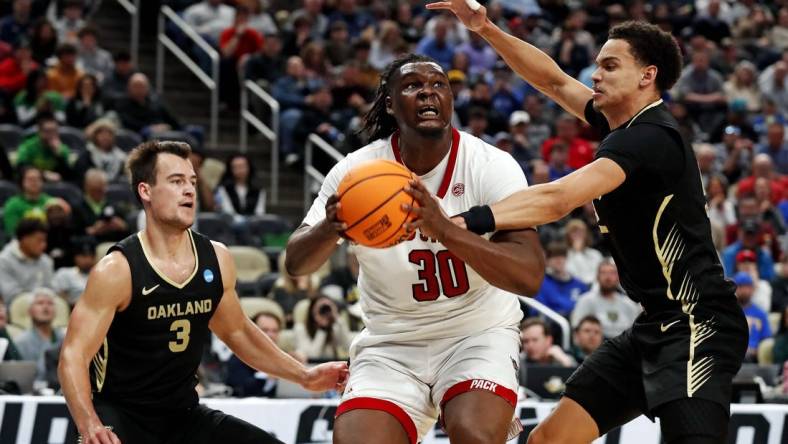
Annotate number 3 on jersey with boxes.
[169,319,191,352]
[408,250,470,301]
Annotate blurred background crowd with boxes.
[0,0,787,401]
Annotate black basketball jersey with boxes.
[90,230,224,411]
[585,99,736,313]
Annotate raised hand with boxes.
[426,0,488,32]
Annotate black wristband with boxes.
[458,205,495,235]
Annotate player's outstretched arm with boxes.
[403,184,544,295]
[427,0,592,121]
[492,158,626,230]
[415,159,626,235]
[209,242,348,391]
[59,252,130,444]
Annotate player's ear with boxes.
[640,65,657,87]
[385,95,393,115]
[138,182,151,203]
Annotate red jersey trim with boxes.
[440,379,518,410]
[391,128,460,199]
[335,397,418,444]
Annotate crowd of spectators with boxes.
[2,0,788,400]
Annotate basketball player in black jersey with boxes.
[409,4,749,444]
[58,141,348,444]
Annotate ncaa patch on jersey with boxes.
[452,183,464,197]
[203,269,214,283]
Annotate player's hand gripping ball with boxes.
[336,159,420,248]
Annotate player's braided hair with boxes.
[361,53,442,141]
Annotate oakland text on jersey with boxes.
[147,299,213,320]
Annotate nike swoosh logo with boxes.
[660,320,680,333]
[142,284,160,296]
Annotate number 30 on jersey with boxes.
[408,250,470,301]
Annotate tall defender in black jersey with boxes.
[58,141,348,444]
[415,3,748,444]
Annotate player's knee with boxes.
[527,423,569,444]
[447,422,507,444]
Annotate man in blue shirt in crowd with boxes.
[734,271,771,362]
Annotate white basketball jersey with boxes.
[303,129,528,348]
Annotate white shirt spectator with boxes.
[566,248,604,286]
[183,1,235,41]
[294,322,351,360]
[571,289,641,338]
[753,278,772,314]
[15,327,63,362]
[0,241,53,306]
[78,45,114,83]
[758,62,788,114]
[52,266,89,305]
[216,184,266,217]
[707,198,737,228]
[55,17,85,44]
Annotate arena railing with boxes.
[155,5,219,148]
[304,134,344,210]
[519,296,571,350]
[239,63,280,204]
[114,0,140,65]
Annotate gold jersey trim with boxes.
[625,99,664,129]
[137,230,199,289]
[92,338,109,392]
[651,194,716,397]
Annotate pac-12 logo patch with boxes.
[203,269,214,283]
[452,183,465,197]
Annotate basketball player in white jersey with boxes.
[286,54,545,444]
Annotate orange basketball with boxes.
[336,159,419,248]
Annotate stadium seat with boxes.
[9,292,71,329]
[200,157,225,191]
[229,246,271,284]
[96,241,114,258]
[0,124,23,150]
[106,182,139,211]
[59,126,87,153]
[0,180,19,206]
[278,329,296,353]
[292,298,310,326]
[242,214,292,247]
[769,312,781,336]
[758,337,775,365]
[5,323,23,340]
[195,212,236,245]
[239,297,286,325]
[115,128,143,152]
[258,272,278,296]
[42,181,82,205]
